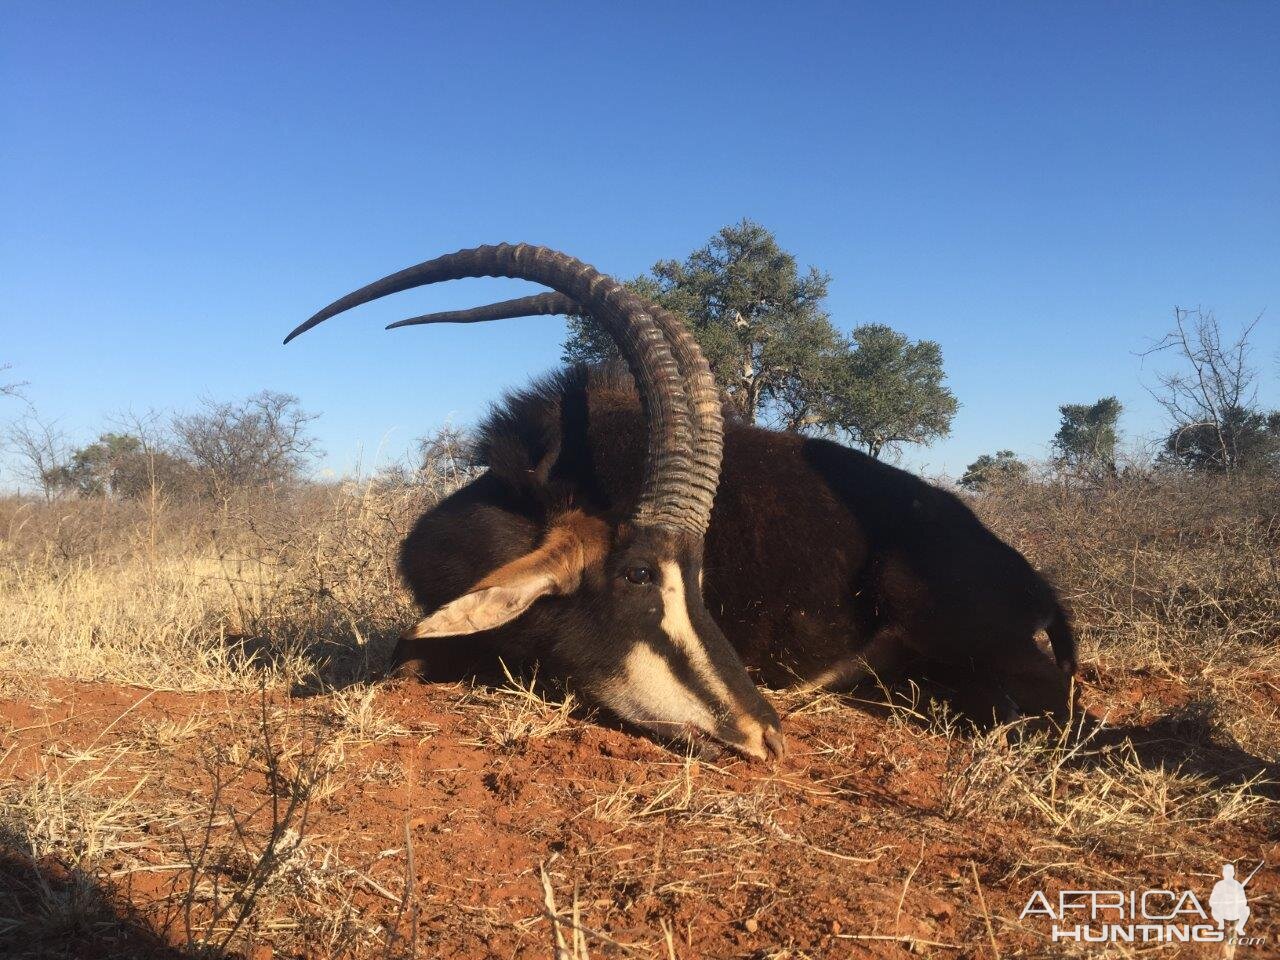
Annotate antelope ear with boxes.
[403,576,558,639]
[402,510,610,640]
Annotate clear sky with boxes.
[3,2,1277,480]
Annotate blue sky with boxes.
[3,1,1277,480]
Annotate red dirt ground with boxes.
[1,674,1277,958]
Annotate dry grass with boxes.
[0,472,1277,957]
[974,472,1280,667]
[0,482,430,692]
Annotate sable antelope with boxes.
[286,244,1076,759]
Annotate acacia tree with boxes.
[564,220,956,456]
[960,450,1028,491]
[1146,307,1277,474]
[1053,396,1121,479]
[1163,406,1280,474]
[822,324,957,458]
[52,429,193,500]
[564,220,836,424]
[55,432,146,498]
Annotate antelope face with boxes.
[568,527,783,760]
[402,516,784,761]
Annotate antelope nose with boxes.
[763,725,787,761]
[732,717,787,762]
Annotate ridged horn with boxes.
[285,244,710,535]
[385,293,578,329]
[385,292,723,536]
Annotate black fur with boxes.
[397,363,1076,721]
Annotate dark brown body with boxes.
[395,364,1075,722]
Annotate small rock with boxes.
[743,917,759,933]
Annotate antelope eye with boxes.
[623,565,656,586]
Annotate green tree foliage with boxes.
[50,432,192,500]
[564,220,834,424]
[6,393,320,500]
[559,284,638,367]
[1053,397,1121,478]
[822,324,958,459]
[563,220,956,457]
[960,450,1028,490]
[1162,405,1280,474]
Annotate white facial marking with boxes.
[606,644,719,734]
[604,562,773,758]
[657,560,738,707]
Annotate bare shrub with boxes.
[173,390,321,499]
[209,480,433,690]
[175,688,338,955]
[1,362,24,400]
[372,423,480,501]
[5,410,72,502]
[1144,306,1279,474]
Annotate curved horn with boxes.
[384,293,723,536]
[286,244,710,535]
[385,293,578,329]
